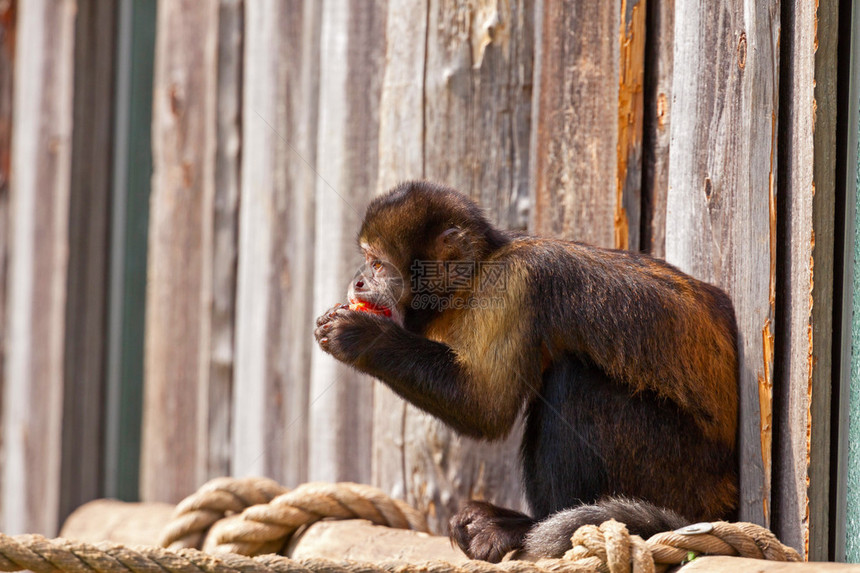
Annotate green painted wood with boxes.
[844,0,860,555]
[104,0,156,502]
[845,113,860,562]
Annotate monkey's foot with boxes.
[448,501,536,563]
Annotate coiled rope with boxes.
[0,478,801,573]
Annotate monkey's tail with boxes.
[523,497,689,558]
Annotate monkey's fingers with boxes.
[315,303,350,327]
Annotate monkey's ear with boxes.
[435,226,474,261]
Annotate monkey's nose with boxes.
[355,280,365,288]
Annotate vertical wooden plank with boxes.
[617,0,646,253]
[393,0,535,530]
[531,0,620,247]
[233,0,319,485]
[836,0,860,560]
[1,0,75,535]
[664,0,778,530]
[104,0,157,502]
[60,0,117,522]
[0,0,15,520]
[807,0,837,557]
[206,0,243,481]
[307,0,386,484]
[141,0,219,502]
[773,0,837,559]
[641,0,673,257]
[372,0,427,506]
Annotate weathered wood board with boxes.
[142,0,219,502]
[1,0,76,535]
[232,0,320,486]
[664,0,778,532]
[641,0,673,257]
[772,0,837,559]
[531,0,621,248]
[307,0,387,485]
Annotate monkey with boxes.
[314,180,739,562]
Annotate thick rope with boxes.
[162,480,429,555]
[0,534,588,573]
[161,477,288,549]
[562,519,801,573]
[0,478,802,573]
[0,519,802,573]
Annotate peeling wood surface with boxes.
[307,0,386,484]
[1,0,76,535]
[773,0,836,559]
[616,0,645,251]
[142,0,219,503]
[806,0,837,558]
[531,0,621,248]
[232,0,319,486]
[664,0,779,529]
[60,0,116,524]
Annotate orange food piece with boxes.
[349,300,392,317]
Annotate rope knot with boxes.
[563,520,654,573]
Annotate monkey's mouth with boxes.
[348,298,393,318]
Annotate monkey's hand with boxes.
[315,303,394,366]
[449,501,536,562]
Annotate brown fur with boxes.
[315,180,740,561]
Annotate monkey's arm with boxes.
[315,305,519,439]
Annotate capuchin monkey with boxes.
[314,181,739,562]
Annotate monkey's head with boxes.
[349,181,509,330]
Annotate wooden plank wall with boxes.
[0,0,839,554]
[133,0,810,550]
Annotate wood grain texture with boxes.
[641,0,673,257]
[1,0,76,534]
[772,0,836,559]
[206,0,243,482]
[372,0,535,533]
[616,0,645,252]
[372,0,429,518]
[531,0,620,248]
[664,0,778,529]
[232,0,319,486]
[0,0,14,520]
[142,0,219,503]
[403,0,535,531]
[307,0,387,484]
[60,0,116,524]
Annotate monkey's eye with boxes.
[371,260,384,272]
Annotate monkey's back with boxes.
[490,237,739,521]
